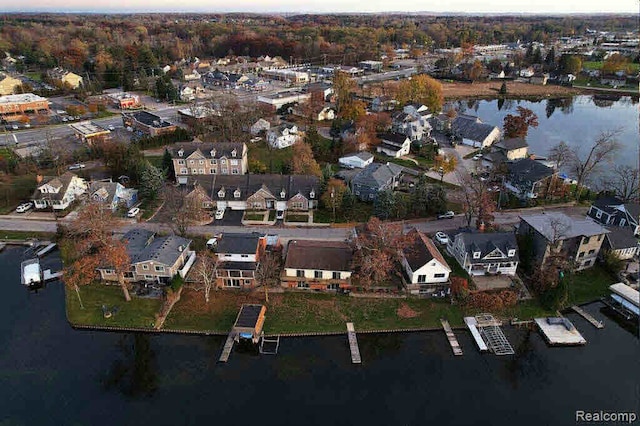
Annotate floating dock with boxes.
[570,305,604,329]
[218,333,236,363]
[535,317,586,346]
[464,317,488,352]
[346,322,361,364]
[20,258,41,286]
[441,319,463,356]
[43,269,63,281]
[260,335,280,355]
[36,243,56,258]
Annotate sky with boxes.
[3,0,639,14]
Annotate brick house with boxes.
[171,141,248,184]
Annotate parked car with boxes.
[434,232,450,245]
[15,202,33,213]
[276,210,285,220]
[472,154,483,161]
[127,207,140,218]
[68,163,86,170]
[11,124,18,130]
[108,125,115,131]
[249,137,262,143]
[215,209,225,220]
[437,211,455,220]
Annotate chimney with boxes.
[36,174,43,184]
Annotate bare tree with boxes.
[254,246,282,302]
[191,251,218,303]
[456,171,496,229]
[547,140,571,171]
[599,164,639,203]
[164,185,209,237]
[569,130,621,201]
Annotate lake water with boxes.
[451,95,639,174]
[1,247,638,425]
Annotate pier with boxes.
[218,304,267,363]
[464,317,488,352]
[346,322,361,364]
[43,269,63,281]
[475,314,515,356]
[535,317,586,346]
[570,305,604,329]
[441,319,463,356]
[218,333,236,363]
[36,243,56,258]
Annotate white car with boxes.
[472,154,483,161]
[215,210,225,220]
[15,202,33,213]
[437,211,455,220]
[127,207,140,218]
[434,232,450,245]
[249,137,262,143]
[68,163,86,170]
[108,125,115,131]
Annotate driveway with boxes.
[212,209,244,226]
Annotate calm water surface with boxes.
[452,95,639,173]
[1,247,638,426]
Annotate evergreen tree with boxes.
[373,190,395,220]
[138,161,165,201]
[161,148,174,181]
[341,188,356,221]
[499,82,507,95]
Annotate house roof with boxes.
[605,227,638,250]
[216,232,263,255]
[188,174,319,202]
[170,141,245,159]
[452,115,499,142]
[89,181,119,203]
[520,212,609,241]
[351,162,404,189]
[133,235,192,266]
[123,111,172,128]
[379,132,409,146]
[33,172,79,201]
[483,151,508,164]
[507,158,554,184]
[340,151,374,162]
[122,229,155,259]
[403,229,451,272]
[494,138,528,151]
[284,240,352,271]
[456,232,519,264]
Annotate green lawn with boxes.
[286,214,308,222]
[140,197,163,220]
[145,155,164,169]
[582,61,640,73]
[66,283,162,329]
[565,264,617,306]
[0,230,55,241]
[441,251,469,280]
[244,212,265,221]
[25,72,43,82]
[248,141,293,174]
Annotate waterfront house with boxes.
[213,232,266,289]
[518,212,609,271]
[504,158,556,199]
[88,181,138,212]
[601,227,639,261]
[171,141,249,184]
[31,172,87,211]
[391,103,432,141]
[492,138,529,161]
[98,229,194,284]
[266,123,301,149]
[587,196,639,236]
[338,152,374,169]
[401,229,452,295]
[281,239,353,291]
[451,114,501,148]
[376,132,411,158]
[348,162,404,202]
[447,232,519,276]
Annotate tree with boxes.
[544,46,556,70]
[161,148,174,181]
[457,171,496,229]
[320,178,347,220]
[373,190,395,220]
[466,60,485,82]
[254,247,282,302]
[191,251,218,303]
[396,74,444,113]
[63,202,132,302]
[434,154,458,183]
[602,53,632,75]
[599,164,639,203]
[291,141,322,177]
[569,130,621,201]
[558,54,582,75]
[333,71,355,116]
[547,141,571,170]
[503,106,539,139]
[499,82,507,95]
[164,186,208,236]
[351,218,406,288]
[138,161,164,201]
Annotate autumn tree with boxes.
[396,74,444,113]
[63,202,132,302]
[569,130,621,201]
[320,178,348,220]
[255,246,282,303]
[292,141,322,177]
[602,53,632,75]
[503,106,539,139]
[558,54,582,75]
[333,71,356,116]
[457,171,496,229]
[351,218,407,288]
[434,154,458,183]
[191,251,219,303]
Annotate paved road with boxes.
[0,204,587,240]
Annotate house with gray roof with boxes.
[451,114,501,148]
[338,151,374,169]
[391,103,432,141]
[518,212,609,271]
[171,141,248,184]
[213,232,267,289]
[587,196,639,236]
[32,172,87,210]
[266,123,301,149]
[98,229,195,284]
[447,231,519,276]
[349,162,405,201]
[602,227,639,261]
[493,137,529,160]
[376,132,411,158]
[88,181,138,212]
[504,158,556,199]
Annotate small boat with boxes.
[21,258,42,286]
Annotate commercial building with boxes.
[122,111,177,137]
[0,93,49,117]
[69,121,111,144]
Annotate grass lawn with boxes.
[248,141,293,174]
[286,214,308,222]
[66,283,162,329]
[0,230,55,240]
[25,72,43,82]
[422,175,459,189]
[145,155,164,169]
[565,264,617,306]
[582,61,640,73]
[244,212,265,221]
[140,197,163,220]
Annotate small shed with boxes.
[233,304,266,343]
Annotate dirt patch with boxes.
[396,302,419,319]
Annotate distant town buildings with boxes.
[0,93,49,117]
[121,111,177,137]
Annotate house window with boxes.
[508,249,516,257]
[222,168,228,174]
[327,283,339,290]
[178,149,184,157]
[234,190,241,198]
[177,160,185,165]
[144,275,154,280]
[314,270,323,279]
[332,272,340,280]
[434,273,446,278]
[155,265,164,272]
[231,150,237,157]
[473,252,481,259]
[224,254,232,257]
[596,211,602,219]
[211,159,217,165]
[582,236,590,245]
[192,169,197,174]
[369,193,374,200]
[588,249,595,255]
[198,169,204,174]
[230,159,238,166]
[225,279,241,288]
[210,169,215,174]
[232,169,239,174]
[598,234,602,241]
[221,159,226,164]
[189,160,194,165]
[620,219,626,227]
[244,280,252,285]
[104,269,115,275]
[583,260,592,267]
[230,270,241,277]
[241,254,249,258]
[218,190,225,198]
[142,264,149,270]
[296,270,304,277]
[199,160,204,165]
[297,282,309,288]
[578,252,585,258]
[180,168,188,174]
[417,274,427,283]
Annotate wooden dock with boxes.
[441,319,463,356]
[346,322,361,364]
[218,333,236,363]
[571,305,604,329]
[36,243,56,258]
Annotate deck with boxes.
[441,319,463,356]
[346,322,361,364]
[36,243,56,258]
[218,332,236,363]
[535,318,587,346]
[570,305,604,329]
[464,317,488,352]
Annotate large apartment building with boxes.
[170,141,248,184]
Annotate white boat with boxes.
[21,258,42,286]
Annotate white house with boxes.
[392,103,432,141]
[447,232,519,276]
[179,86,196,102]
[401,229,452,295]
[338,152,374,169]
[183,70,201,81]
[213,232,266,289]
[250,118,271,135]
[31,172,87,210]
[376,132,411,158]
[267,123,301,149]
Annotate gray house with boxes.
[348,162,404,201]
[451,114,501,148]
[504,158,555,199]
